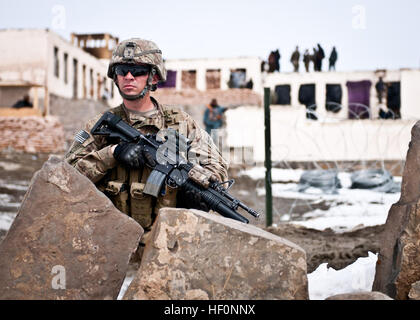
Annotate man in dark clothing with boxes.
[12,94,33,108]
[303,49,311,72]
[203,98,227,140]
[245,78,253,89]
[268,49,281,73]
[273,49,280,72]
[329,47,338,71]
[316,44,325,72]
[290,46,300,72]
[312,47,319,71]
[375,77,387,104]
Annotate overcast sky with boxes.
[1,0,419,72]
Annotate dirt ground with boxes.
[0,150,384,274]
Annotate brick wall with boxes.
[152,88,262,107]
[0,116,65,153]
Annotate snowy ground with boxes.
[308,252,378,300]
[240,167,400,233]
[237,166,401,299]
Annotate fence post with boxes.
[264,87,273,227]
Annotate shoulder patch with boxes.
[74,130,90,144]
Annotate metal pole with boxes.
[264,87,273,227]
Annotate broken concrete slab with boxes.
[0,156,143,300]
[325,291,393,300]
[123,208,308,300]
[373,121,420,299]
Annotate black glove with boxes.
[113,142,145,169]
[177,188,210,212]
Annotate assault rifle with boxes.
[91,111,260,224]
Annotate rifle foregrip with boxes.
[182,180,249,224]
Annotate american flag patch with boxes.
[74,130,90,144]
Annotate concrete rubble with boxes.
[123,207,308,300]
[373,120,420,299]
[0,115,65,153]
[0,156,143,300]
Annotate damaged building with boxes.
[0,29,120,114]
[1,28,420,164]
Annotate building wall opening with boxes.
[325,84,342,113]
[82,65,87,98]
[206,69,221,89]
[63,53,68,84]
[386,82,401,119]
[181,70,196,89]
[90,69,94,98]
[228,69,246,88]
[72,58,78,99]
[274,85,291,105]
[158,70,177,88]
[54,47,59,78]
[299,84,317,120]
[346,80,372,119]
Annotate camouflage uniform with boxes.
[64,98,228,231]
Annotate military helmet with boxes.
[107,38,167,82]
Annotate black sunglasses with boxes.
[114,64,151,77]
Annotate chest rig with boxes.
[98,105,184,230]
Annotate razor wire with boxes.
[262,102,415,225]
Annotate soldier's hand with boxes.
[113,142,145,169]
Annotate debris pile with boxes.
[0,115,65,153]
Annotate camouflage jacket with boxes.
[64,97,228,229]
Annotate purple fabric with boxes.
[158,70,177,88]
[346,80,372,119]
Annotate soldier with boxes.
[315,44,325,72]
[329,46,338,71]
[64,38,228,257]
[303,49,311,72]
[290,46,300,72]
[375,76,387,104]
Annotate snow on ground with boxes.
[117,274,135,300]
[238,167,304,183]
[0,213,16,230]
[0,179,30,191]
[242,168,401,232]
[308,252,378,300]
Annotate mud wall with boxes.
[0,115,65,153]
